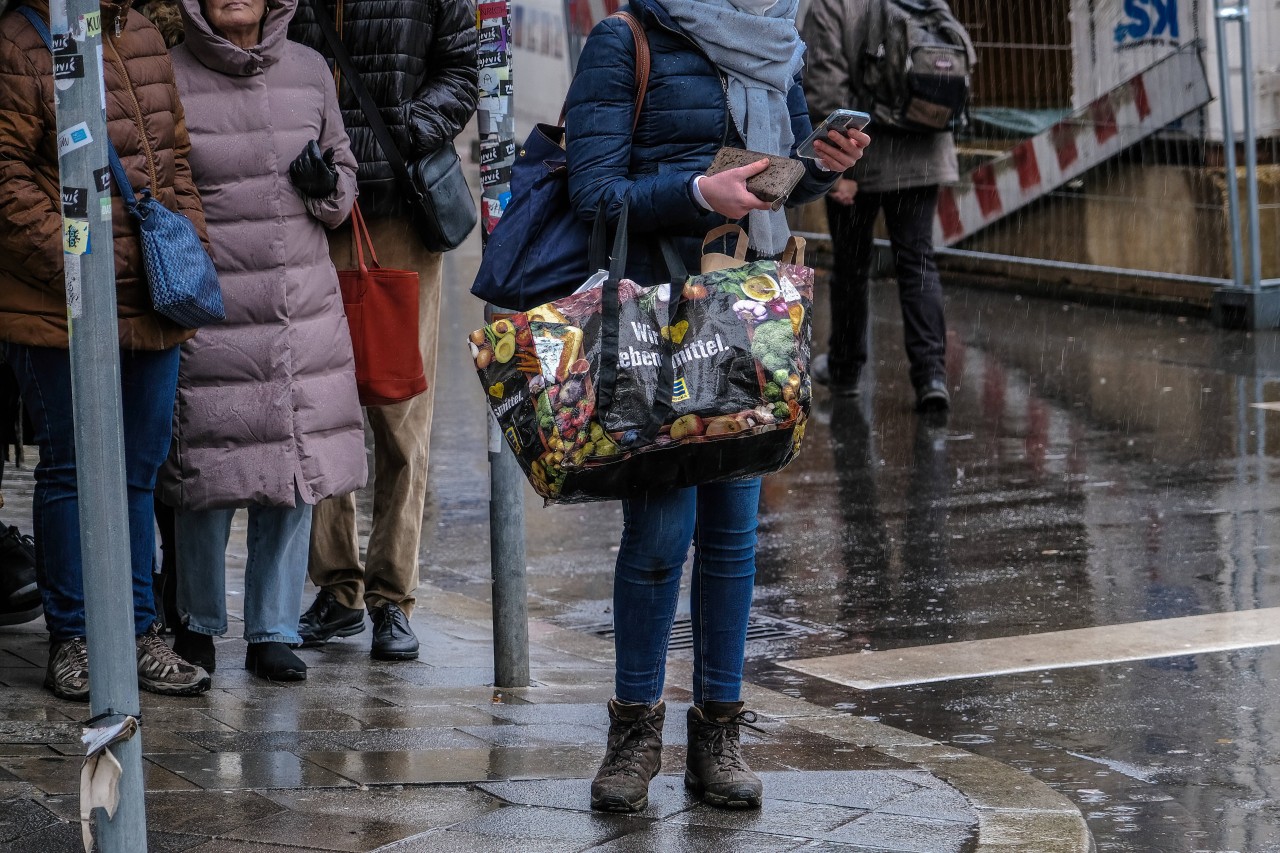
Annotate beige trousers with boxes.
[308,215,443,615]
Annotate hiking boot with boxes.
[297,589,365,648]
[812,353,860,398]
[172,623,216,673]
[45,637,90,702]
[245,641,307,682]
[136,625,211,696]
[0,525,40,626]
[590,699,665,813]
[915,378,950,413]
[685,701,764,809]
[370,602,419,661]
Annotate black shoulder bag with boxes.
[313,5,478,252]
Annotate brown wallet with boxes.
[705,147,807,211]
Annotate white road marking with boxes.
[780,608,1280,690]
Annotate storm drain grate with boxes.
[587,614,816,651]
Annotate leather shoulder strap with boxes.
[610,11,650,133]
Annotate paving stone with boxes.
[484,702,609,727]
[303,744,601,785]
[149,751,357,790]
[379,665,500,689]
[144,709,238,733]
[0,745,55,758]
[200,708,366,733]
[0,705,73,723]
[971,808,1094,851]
[585,823,813,852]
[921,753,1081,813]
[0,821,207,853]
[342,684,528,707]
[671,795,870,840]
[0,796,59,843]
[338,705,503,729]
[0,720,81,744]
[479,775,698,819]
[183,842,307,852]
[755,770,926,811]
[226,809,423,852]
[337,727,492,752]
[822,812,977,852]
[873,784,973,823]
[0,755,198,794]
[445,803,639,847]
[375,828,572,852]
[264,786,499,827]
[458,722,607,748]
[42,730,210,756]
[145,790,287,836]
[758,742,914,772]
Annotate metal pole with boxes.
[1214,1,1245,290]
[1235,0,1263,291]
[48,0,147,848]
[477,0,530,688]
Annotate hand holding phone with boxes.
[797,109,872,161]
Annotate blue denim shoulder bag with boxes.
[19,6,225,329]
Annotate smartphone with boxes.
[796,109,872,160]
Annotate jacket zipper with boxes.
[638,11,733,146]
[104,13,160,194]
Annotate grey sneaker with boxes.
[45,637,90,702]
[136,624,211,696]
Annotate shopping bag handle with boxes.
[349,203,380,273]
[780,234,806,266]
[596,202,687,446]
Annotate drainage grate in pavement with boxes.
[586,614,818,651]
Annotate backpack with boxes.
[860,0,976,133]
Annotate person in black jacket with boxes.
[288,0,478,661]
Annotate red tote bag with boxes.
[339,204,427,406]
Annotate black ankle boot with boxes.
[685,701,764,809]
[590,699,665,813]
[172,623,216,673]
[245,642,306,682]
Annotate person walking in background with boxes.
[160,0,366,682]
[287,0,478,662]
[565,0,868,813]
[0,0,212,701]
[801,0,958,411]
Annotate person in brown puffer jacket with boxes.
[0,0,212,702]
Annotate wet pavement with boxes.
[0,233,1098,851]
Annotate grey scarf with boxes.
[660,0,804,254]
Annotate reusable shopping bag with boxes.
[340,205,427,406]
[469,206,814,503]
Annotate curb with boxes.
[415,580,1094,853]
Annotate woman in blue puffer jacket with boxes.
[565,0,869,814]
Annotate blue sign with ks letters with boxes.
[1114,0,1180,45]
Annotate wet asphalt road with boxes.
[429,244,1280,853]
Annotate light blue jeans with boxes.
[174,494,312,645]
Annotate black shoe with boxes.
[591,699,666,813]
[812,354,860,398]
[245,642,307,682]
[0,525,40,626]
[369,602,419,661]
[685,701,764,809]
[297,590,365,648]
[915,378,950,412]
[172,623,216,673]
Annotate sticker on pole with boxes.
[57,122,92,156]
[63,219,90,255]
[64,252,82,320]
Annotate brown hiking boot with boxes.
[685,701,764,809]
[590,699,665,813]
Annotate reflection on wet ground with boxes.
[423,280,1280,853]
[747,286,1280,852]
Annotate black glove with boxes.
[288,139,338,199]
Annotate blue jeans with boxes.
[5,343,179,641]
[613,478,761,705]
[174,495,312,644]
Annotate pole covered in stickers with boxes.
[478,1,531,689]
[49,0,149,848]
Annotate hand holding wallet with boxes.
[705,147,807,211]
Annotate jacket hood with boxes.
[179,0,295,75]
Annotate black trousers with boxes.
[824,184,948,390]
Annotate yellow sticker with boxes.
[488,381,504,398]
[63,219,90,255]
[83,11,101,37]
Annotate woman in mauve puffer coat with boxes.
[158,0,366,682]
